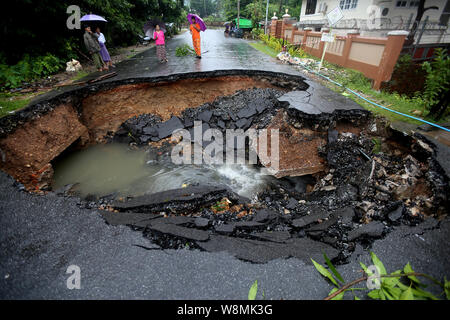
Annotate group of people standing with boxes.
[83,16,203,70]
[83,26,114,72]
[153,17,201,62]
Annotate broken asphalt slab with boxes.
[112,185,241,213]
[1,30,450,299]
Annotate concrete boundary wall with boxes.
[270,17,408,90]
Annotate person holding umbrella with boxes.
[83,25,108,72]
[96,27,114,68]
[189,15,202,59]
[81,15,109,72]
[153,25,168,63]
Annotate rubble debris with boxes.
[347,221,386,241]
[196,235,339,264]
[112,185,240,214]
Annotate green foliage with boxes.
[0,0,186,89]
[0,53,63,89]
[312,252,447,300]
[222,0,300,27]
[0,93,31,118]
[175,44,195,57]
[422,48,450,111]
[248,280,258,300]
[190,0,219,17]
[251,28,264,39]
[372,138,382,154]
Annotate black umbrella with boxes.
[143,19,166,39]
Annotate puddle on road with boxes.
[52,143,271,199]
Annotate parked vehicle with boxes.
[229,18,252,38]
[136,34,151,47]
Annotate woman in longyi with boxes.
[189,16,202,59]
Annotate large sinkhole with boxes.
[0,70,448,264]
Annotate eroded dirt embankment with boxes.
[0,104,89,189]
[81,76,283,143]
[0,72,306,190]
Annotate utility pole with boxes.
[265,0,269,34]
[237,0,240,28]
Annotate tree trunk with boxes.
[279,0,283,16]
[429,88,450,120]
[407,0,439,44]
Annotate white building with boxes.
[297,0,449,44]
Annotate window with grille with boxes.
[305,0,317,15]
[396,1,408,7]
[339,0,358,10]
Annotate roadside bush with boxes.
[422,48,450,118]
[251,28,264,38]
[0,53,63,89]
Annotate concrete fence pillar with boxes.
[291,25,298,44]
[374,30,409,90]
[270,13,278,37]
[302,27,313,49]
[281,9,291,41]
[342,30,360,66]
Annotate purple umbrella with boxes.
[80,14,107,22]
[144,19,167,39]
[187,13,206,31]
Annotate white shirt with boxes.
[98,33,106,44]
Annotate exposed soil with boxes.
[258,110,327,177]
[0,71,307,191]
[94,95,449,263]
[0,104,88,189]
[0,70,448,265]
[81,76,283,143]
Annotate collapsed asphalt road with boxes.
[1,30,449,299]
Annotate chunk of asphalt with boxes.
[112,185,236,213]
[143,126,158,137]
[252,209,278,223]
[251,230,291,243]
[151,216,194,226]
[147,223,209,241]
[184,117,194,128]
[194,217,209,228]
[328,129,339,144]
[305,217,338,233]
[100,211,160,227]
[197,110,213,123]
[217,119,226,129]
[157,116,184,139]
[285,198,298,210]
[215,223,235,234]
[197,235,339,264]
[235,118,248,129]
[347,221,385,241]
[336,207,355,225]
[237,106,257,119]
[233,221,265,229]
[291,210,329,228]
[388,205,404,222]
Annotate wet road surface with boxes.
[1,30,449,299]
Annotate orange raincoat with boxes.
[190,23,201,56]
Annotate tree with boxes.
[406,0,439,44]
[0,0,186,64]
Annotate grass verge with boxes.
[250,40,444,126]
[0,93,31,117]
